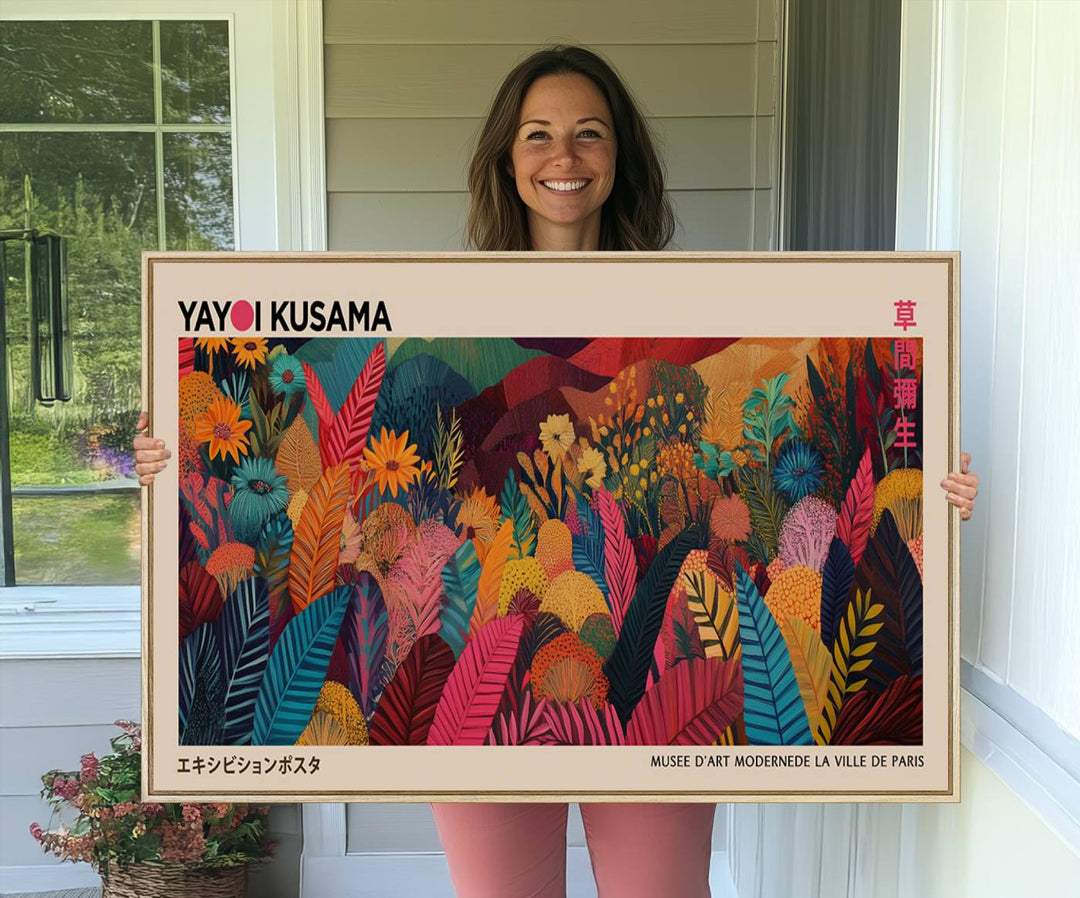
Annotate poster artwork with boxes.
[144,255,958,801]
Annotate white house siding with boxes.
[324,0,781,251]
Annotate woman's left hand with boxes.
[940,451,978,521]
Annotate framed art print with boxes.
[142,252,960,802]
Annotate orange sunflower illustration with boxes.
[230,337,269,369]
[193,396,253,463]
[456,485,500,544]
[363,428,421,498]
[194,337,230,354]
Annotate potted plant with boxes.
[30,720,273,898]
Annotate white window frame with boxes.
[0,0,326,659]
[896,0,1080,853]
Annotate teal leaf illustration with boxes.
[179,622,214,740]
[742,373,801,469]
[440,539,481,659]
[501,468,535,558]
[735,563,813,745]
[216,577,271,745]
[182,625,224,746]
[252,585,352,745]
[694,442,720,478]
[571,493,608,598]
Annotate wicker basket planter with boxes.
[101,862,247,898]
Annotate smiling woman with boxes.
[509,73,617,250]
[466,45,674,253]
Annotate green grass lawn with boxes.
[13,493,141,585]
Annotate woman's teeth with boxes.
[542,180,589,192]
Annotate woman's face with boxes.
[509,73,617,248]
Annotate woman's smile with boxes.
[540,178,592,193]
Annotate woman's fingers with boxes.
[944,491,975,510]
[134,446,171,463]
[940,475,978,500]
[135,459,169,475]
[133,412,169,486]
[940,451,979,521]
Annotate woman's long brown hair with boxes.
[466,46,676,252]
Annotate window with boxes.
[0,0,321,661]
[1,19,235,585]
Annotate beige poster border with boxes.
[141,251,961,803]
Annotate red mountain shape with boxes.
[567,337,738,378]
[498,353,610,411]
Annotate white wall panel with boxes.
[669,189,757,250]
[326,116,771,193]
[952,0,1010,674]
[0,659,139,869]
[0,724,121,796]
[325,0,761,46]
[758,0,781,43]
[0,660,140,728]
[978,0,1035,683]
[326,44,759,119]
[346,803,444,853]
[328,191,469,250]
[1006,3,1080,728]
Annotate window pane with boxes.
[164,133,235,250]
[3,132,152,583]
[1,133,156,467]
[12,493,141,585]
[160,21,232,124]
[0,21,154,124]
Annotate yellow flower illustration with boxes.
[363,428,421,498]
[457,485,501,544]
[577,446,607,489]
[193,396,252,463]
[539,414,575,459]
[194,337,230,355]
[230,337,269,369]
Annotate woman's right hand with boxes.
[133,411,171,486]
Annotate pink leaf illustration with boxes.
[595,488,637,637]
[626,657,744,746]
[427,615,525,745]
[836,448,875,567]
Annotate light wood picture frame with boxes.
[142,252,960,802]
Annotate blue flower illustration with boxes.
[228,457,290,542]
[268,353,306,399]
[773,440,825,503]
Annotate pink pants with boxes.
[430,802,716,898]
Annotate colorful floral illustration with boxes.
[176,335,923,748]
